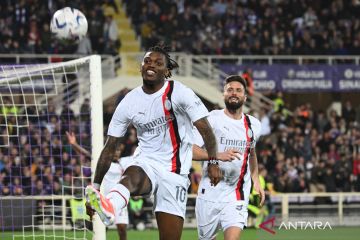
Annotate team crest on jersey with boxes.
[247,129,253,139]
[164,98,172,111]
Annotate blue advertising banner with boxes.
[333,65,360,91]
[279,65,333,92]
[220,64,277,91]
[219,64,360,92]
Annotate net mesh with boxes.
[0,59,96,239]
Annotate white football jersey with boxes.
[194,110,261,203]
[108,80,209,175]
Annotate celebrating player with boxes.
[193,75,265,240]
[85,45,220,240]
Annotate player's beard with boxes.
[143,77,163,87]
[224,98,244,111]
[142,70,165,87]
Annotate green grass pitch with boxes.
[2,227,360,240]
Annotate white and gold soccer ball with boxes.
[50,7,88,39]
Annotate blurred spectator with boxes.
[259,108,271,137]
[188,167,201,194]
[103,14,120,55]
[76,34,92,55]
[242,69,254,96]
[128,197,148,230]
[309,160,326,193]
[342,101,356,124]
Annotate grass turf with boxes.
[2,227,360,240]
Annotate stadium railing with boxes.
[270,192,360,226]
[2,192,359,230]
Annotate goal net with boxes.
[0,56,105,239]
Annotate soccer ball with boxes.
[50,7,88,39]
[136,222,146,231]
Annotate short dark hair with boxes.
[147,44,179,79]
[224,75,247,92]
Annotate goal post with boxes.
[0,55,106,239]
[89,56,106,240]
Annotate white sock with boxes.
[106,184,130,215]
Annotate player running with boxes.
[193,75,265,240]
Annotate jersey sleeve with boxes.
[251,117,262,142]
[107,96,131,137]
[175,82,209,122]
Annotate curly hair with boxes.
[147,44,179,79]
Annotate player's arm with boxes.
[192,144,239,162]
[193,117,222,186]
[193,117,217,159]
[93,136,125,188]
[66,131,91,158]
[249,148,265,206]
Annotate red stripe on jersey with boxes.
[236,115,251,200]
[162,81,181,173]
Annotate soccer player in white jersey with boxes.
[85,45,221,240]
[193,75,265,240]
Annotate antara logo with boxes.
[278,221,332,230]
[259,217,332,235]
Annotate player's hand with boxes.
[217,149,240,162]
[208,163,222,186]
[253,179,265,206]
[66,131,76,145]
[85,202,95,220]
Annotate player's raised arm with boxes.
[66,131,91,158]
[93,136,125,188]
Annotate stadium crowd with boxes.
[255,98,360,193]
[0,0,120,56]
[1,0,360,56]
[0,99,92,196]
[125,0,360,55]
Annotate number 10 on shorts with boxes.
[175,186,187,202]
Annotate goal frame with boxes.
[0,55,106,239]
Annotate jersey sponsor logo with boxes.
[220,137,256,153]
[138,115,175,135]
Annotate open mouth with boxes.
[146,69,156,76]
